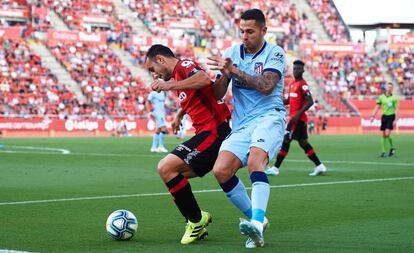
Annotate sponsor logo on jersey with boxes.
[289,92,298,97]
[271,52,284,63]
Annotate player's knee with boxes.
[156,158,170,178]
[212,164,231,183]
[299,140,308,148]
[246,160,263,172]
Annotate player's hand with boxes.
[287,115,299,129]
[151,79,173,92]
[171,117,182,135]
[207,56,233,76]
[370,116,375,122]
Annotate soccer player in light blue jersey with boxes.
[146,90,168,153]
[208,9,286,248]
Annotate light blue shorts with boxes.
[154,113,166,128]
[219,110,286,167]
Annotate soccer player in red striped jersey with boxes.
[265,60,327,176]
[145,44,231,244]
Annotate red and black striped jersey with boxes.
[288,79,311,123]
[172,59,231,134]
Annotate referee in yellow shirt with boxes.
[371,82,399,157]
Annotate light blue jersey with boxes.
[148,91,166,115]
[148,91,166,128]
[224,41,286,130]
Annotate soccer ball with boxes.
[106,209,138,240]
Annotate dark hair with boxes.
[146,44,175,60]
[241,9,266,27]
[293,60,305,66]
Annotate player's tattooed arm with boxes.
[232,69,280,95]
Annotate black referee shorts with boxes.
[380,114,396,131]
[171,122,231,177]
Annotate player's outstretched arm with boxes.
[231,68,280,95]
[173,71,211,90]
[151,71,211,92]
[212,74,230,100]
[207,56,231,99]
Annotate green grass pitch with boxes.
[0,135,413,253]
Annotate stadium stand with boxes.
[0,38,79,117]
[382,47,414,98]
[214,0,317,50]
[124,0,218,47]
[47,41,148,117]
[45,0,132,34]
[0,0,412,131]
[307,0,350,42]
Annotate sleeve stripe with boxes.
[263,68,282,78]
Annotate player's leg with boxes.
[242,147,269,240]
[266,135,291,176]
[169,124,230,244]
[384,129,395,156]
[157,126,168,152]
[386,115,396,156]
[240,112,285,247]
[379,115,388,157]
[213,129,253,219]
[213,150,251,215]
[157,154,200,221]
[157,116,168,152]
[151,129,159,152]
[157,154,211,244]
[299,139,327,176]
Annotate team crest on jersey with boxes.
[254,62,263,74]
[178,91,187,101]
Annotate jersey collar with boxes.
[240,41,267,60]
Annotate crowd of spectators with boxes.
[307,0,350,42]
[0,39,78,118]
[307,52,386,100]
[214,0,317,50]
[0,0,411,119]
[123,0,225,47]
[45,0,132,34]
[47,41,151,118]
[382,47,414,98]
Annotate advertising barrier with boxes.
[47,30,107,45]
[1,116,414,137]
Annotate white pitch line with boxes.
[8,146,71,155]
[287,159,414,167]
[0,250,38,253]
[1,150,413,167]
[1,176,413,207]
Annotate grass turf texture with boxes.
[0,135,413,253]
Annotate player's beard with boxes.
[160,66,172,81]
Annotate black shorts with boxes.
[171,122,231,177]
[289,120,308,140]
[381,114,395,131]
